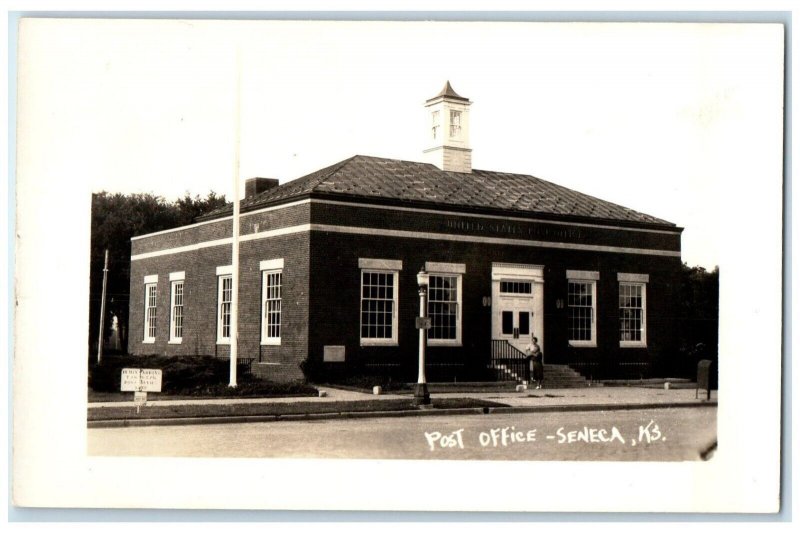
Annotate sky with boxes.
[16,19,786,269]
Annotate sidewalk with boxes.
[88,384,717,428]
[90,384,717,409]
[450,386,717,409]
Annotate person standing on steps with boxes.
[525,335,544,389]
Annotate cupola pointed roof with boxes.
[427,80,469,103]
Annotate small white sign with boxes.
[121,368,163,392]
[323,345,345,362]
[133,391,148,406]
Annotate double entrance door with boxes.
[494,289,535,354]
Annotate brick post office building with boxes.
[129,83,683,384]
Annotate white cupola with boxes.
[423,81,472,173]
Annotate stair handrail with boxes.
[491,339,528,361]
[491,340,530,383]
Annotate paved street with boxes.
[88,406,716,461]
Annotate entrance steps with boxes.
[490,362,525,384]
[488,362,595,388]
[541,364,595,388]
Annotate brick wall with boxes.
[307,229,682,382]
[129,228,310,383]
[129,195,682,383]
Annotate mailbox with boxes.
[696,359,712,400]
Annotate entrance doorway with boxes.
[491,263,545,358]
[494,287,534,353]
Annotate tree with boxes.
[174,191,227,225]
[89,191,227,355]
[676,264,719,381]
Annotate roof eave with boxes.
[307,191,683,233]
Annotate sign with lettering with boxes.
[121,368,163,392]
[323,345,345,362]
[415,317,432,330]
[423,420,666,452]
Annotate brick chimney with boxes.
[244,177,279,199]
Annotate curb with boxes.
[87,400,717,429]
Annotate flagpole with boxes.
[97,249,109,364]
[229,47,242,388]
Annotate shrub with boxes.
[89,354,231,393]
[175,381,317,398]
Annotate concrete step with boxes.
[542,364,592,388]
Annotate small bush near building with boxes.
[88,354,316,397]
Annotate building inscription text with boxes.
[445,219,583,240]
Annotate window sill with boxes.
[569,341,597,348]
[360,340,399,347]
[142,339,155,344]
[168,339,182,345]
[620,341,647,348]
[261,339,281,346]
[428,340,462,347]
[217,339,231,345]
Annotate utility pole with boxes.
[97,249,109,365]
[229,47,242,388]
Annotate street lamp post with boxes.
[414,267,431,406]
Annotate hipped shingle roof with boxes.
[200,155,675,227]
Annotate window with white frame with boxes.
[431,110,440,140]
[449,109,462,138]
[619,273,648,347]
[500,281,532,295]
[261,259,284,345]
[143,277,158,343]
[426,262,464,346]
[217,274,232,344]
[359,259,401,345]
[169,280,184,342]
[360,271,397,342]
[566,271,598,347]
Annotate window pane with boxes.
[518,311,530,335]
[361,270,396,340]
[619,283,645,342]
[145,283,157,339]
[263,271,282,340]
[502,311,513,335]
[171,281,184,339]
[568,281,594,342]
[428,275,458,340]
[500,281,532,294]
[219,275,232,339]
[450,110,462,137]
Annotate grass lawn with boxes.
[88,380,319,403]
[89,389,317,403]
[87,398,510,422]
